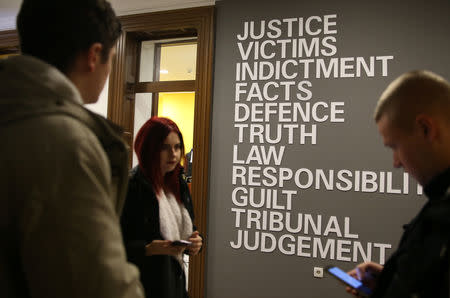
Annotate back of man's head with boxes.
[374,70,450,131]
[17,0,122,74]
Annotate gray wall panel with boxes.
[206,0,450,297]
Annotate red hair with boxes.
[134,116,186,202]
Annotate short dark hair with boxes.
[374,70,450,130]
[17,0,122,73]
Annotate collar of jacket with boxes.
[131,166,190,203]
[424,167,450,201]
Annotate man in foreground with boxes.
[0,1,144,297]
[347,70,450,297]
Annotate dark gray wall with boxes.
[206,0,450,297]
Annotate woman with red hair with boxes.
[120,116,202,298]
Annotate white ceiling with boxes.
[0,0,215,30]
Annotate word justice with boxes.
[237,15,338,40]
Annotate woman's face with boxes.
[160,131,182,175]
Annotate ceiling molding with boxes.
[111,0,215,16]
[0,0,215,31]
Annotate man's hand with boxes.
[346,261,383,297]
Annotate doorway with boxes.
[108,7,214,298]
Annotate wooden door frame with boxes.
[0,29,19,53]
[108,7,214,298]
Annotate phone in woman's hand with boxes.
[171,240,192,246]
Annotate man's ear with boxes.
[416,114,437,141]
[87,43,103,72]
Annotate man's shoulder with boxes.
[1,109,108,172]
[422,194,450,229]
[0,108,112,205]
[2,99,118,148]
[7,111,100,144]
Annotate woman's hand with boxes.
[145,240,187,256]
[346,261,383,297]
[187,231,203,256]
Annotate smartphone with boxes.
[171,240,192,246]
[326,266,372,296]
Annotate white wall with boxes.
[84,77,110,118]
[0,7,17,30]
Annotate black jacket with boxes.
[120,167,195,298]
[372,168,450,298]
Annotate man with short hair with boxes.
[0,1,144,298]
[346,70,450,297]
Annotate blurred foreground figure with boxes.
[0,1,144,297]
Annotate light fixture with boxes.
[160,69,169,74]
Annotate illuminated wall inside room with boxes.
[158,92,195,154]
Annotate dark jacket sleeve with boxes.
[120,174,147,266]
[373,199,450,298]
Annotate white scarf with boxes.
[158,191,193,266]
